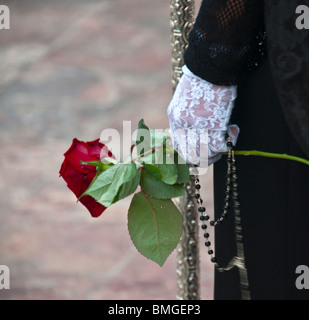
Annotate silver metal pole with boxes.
[170,0,200,300]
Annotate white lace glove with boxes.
[167,65,239,166]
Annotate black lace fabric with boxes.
[264,0,309,158]
[184,0,309,157]
[184,0,265,85]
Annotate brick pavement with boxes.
[0,0,214,300]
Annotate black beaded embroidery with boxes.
[246,30,267,73]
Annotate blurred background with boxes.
[0,0,214,300]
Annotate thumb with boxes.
[227,124,240,147]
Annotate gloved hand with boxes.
[167,65,239,166]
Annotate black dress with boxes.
[184,0,309,300]
[214,59,309,300]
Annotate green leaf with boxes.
[155,148,178,184]
[143,163,162,181]
[142,147,178,185]
[142,154,177,184]
[158,163,178,185]
[135,119,151,157]
[82,163,120,203]
[84,162,140,207]
[175,153,190,184]
[170,153,189,184]
[175,163,190,184]
[128,192,183,266]
[114,167,141,203]
[138,118,150,131]
[141,169,184,199]
[149,129,168,149]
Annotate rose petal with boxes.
[84,170,97,186]
[87,139,103,158]
[64,138,98,173]
[60,138,113,218]
[59,159,81,180]
[78,194,106,218]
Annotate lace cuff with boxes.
[167,65,239,165]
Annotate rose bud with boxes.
[59,138,112,217]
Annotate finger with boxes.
[227,124,240,146]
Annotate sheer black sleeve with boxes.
[184,0,265,85]
[184,0,309,157]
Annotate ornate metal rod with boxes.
[170,0,196,91]
[169,0,200,300]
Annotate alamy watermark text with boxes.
[0,5,10,30]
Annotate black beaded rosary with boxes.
[193,134,251,300]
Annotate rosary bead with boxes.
[233,203,240,209]
[205,241,211,247]
[232,181,238,187]
[193,140,247,280]
[234,209,241,216]
[240,283,250,290]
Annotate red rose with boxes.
[59,138,112,217]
